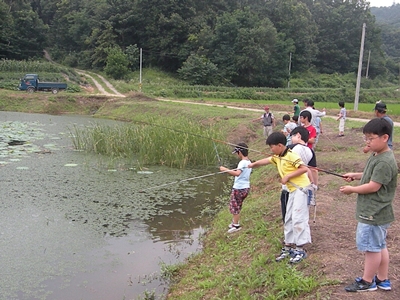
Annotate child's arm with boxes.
[248,157,271,168]
[340,180,382,195]
[342,172,363,181]
[281,165,308,184]
[336,112,343,121]
[219,166,242,176]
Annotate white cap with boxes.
[292,99,298,103]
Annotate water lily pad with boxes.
[16,166,29,170]
[137,171,153,174]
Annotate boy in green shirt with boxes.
[340,118,397,292]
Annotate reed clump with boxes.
[70,117,229,169]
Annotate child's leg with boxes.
[232,213,240,225]
[291,189,311,246]
[229,188,249,226]
[356,223,390,282]
[280,190,289,223]
[377,247,389,280]
[362,251,382,283]
[283,193,294,244]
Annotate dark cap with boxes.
[374,102,387,112]
[232,143,248,154]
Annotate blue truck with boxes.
[18,74,67,94]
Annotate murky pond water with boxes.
[0,112,229,300]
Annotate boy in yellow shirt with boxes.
[249,132,311,263]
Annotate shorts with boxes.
[356,222,390,252]
[229,188,250,215]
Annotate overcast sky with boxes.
[369,0,398,7]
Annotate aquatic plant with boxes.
[69,117,229,168]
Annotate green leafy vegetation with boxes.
[69,117,230,169]
[1,0,399,87]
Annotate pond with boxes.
[0,112,230,300]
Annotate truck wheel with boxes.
[51,88,59,94]
[27,87,35,93]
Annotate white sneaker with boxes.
[227,225,241,233]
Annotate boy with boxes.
[281,114,297,145]
[299,110,317,149]
[220,142,252,233]
[337,101,346,137]
[249,132,311,263]
[340,118,397,292]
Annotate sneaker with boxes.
[275,248,293,262]
[227,225,241,233]
[228,222,239,229]
[345,277,377,292]
[375,276,391,291]
[289,250,307,264]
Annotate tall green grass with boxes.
[70,117,230,168]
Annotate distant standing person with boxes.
[363,101,393,153]
[292,99,300,117]
[299,99,326,128]
[313,115,322,150]
[337,101,346,137]
[255,106,275,138]
[340,118,396,292]
[220,143,252,233]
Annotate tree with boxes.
[104,46,129,79]
[178,54,219,85]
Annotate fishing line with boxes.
[128,119,262,154]
[137,167,246,193]
[212,140,222,165]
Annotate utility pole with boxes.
[366,50,371,79]
[288,52,292,88]
[139,48,142,92]
[354,23,366,112]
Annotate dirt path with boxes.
[76,70,125,98]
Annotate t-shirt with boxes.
[293,104,300,117]
[299,107,326,128]
[339,107,346,120]
[233,159,252,189]
[270,149,310,192]
[304,125,317,149]
[289,143,316,167]
[357,151,397,225]
[283,122,297,145]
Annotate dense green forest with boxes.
[371,4,400,68]
[0,0,399,87]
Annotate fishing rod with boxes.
[267,154,350,179]
[138,167,246,193]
